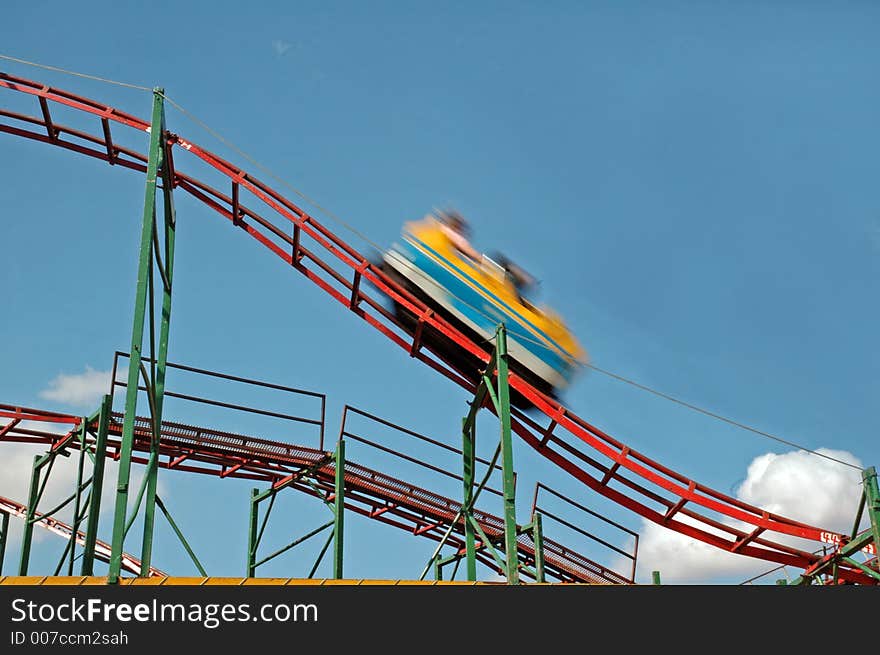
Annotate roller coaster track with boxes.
[0,495,164,578]
[0,404,628,584]
[0,71,874,584]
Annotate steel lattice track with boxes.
[0,406,627,583]
[0,72,874,584]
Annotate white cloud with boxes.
[617,448,865,584]
[39,366,115,408]
[272,39,293,57]
[736,448,862,529]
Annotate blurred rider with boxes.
[435,209,481,264]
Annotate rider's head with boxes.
[434,208,470,236]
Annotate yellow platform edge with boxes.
[0,576,568,586]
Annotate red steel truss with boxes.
[0,72,874,584]
[0,405,627,584]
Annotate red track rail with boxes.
[0,72,873,583]
[0,495,163,578]
[0,405,627,584]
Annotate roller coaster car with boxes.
[378,215,587,410]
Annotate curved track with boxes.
[0,72,873,583]
[0,404,627,584]
[0,495,164,578]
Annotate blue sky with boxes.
[1,1,878,584]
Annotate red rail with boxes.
[0,72,873,584]
[0,495,163,577]
[0,405,626,584]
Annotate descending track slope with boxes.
[0,72,874,583]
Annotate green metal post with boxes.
[333,440,345,579]
[108,88,171,584]
[308,530,335,579]
[652,570,662,585]
[247,488,259,577]
[18,455,43,575]
[0,511,9,574]
[532,512,545,583]
[494,326,520,585]
[81,395,111,575]
[67,419,88,575]
[155,496,205,576]
[140,131,177,577]
[462,417,477,581]
[863,467,880,554]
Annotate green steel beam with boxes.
[462,416,477,581]
[248,486,285,576]
[246,448,342,577]
[467,515,508,573]
[532,513,545,583]
[66,422,88,575]
[155,496,205,576]
[457,324,521,584]
[247,488,260,577]
[418,509,463,581]
[123,451,158,539]
[37,406,101,463]
[450,555,462,581]
[252,455,334,504]
[253,520,334,569]
[52,491,91,578]
[308,529,335,579]
[840,556,880,583]
[108,88,169,584]
[419,439,504,581]
[18,455,43,575]
[0,511,9,575]
[494,325,519,585]
[863,467,880,559]
[333,440,345,579]
[140,149,177,575]
[32,479,92,526]
[81,394,111,575]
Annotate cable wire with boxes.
[0,53,153,92]
[586,363,861,470]
[0,52,861,474]
[159,92,385,254]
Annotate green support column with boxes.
[652,570,662,585]
[863,467,880,553]
[18,455,43,575]
[66,419,88,575]
[0,511,9,575]
[532,513,545,583]
[140,128,177,577]
[247,488,259,577]
[108,88,176,583]
[461,417,477,581]
[81,394,111,576]
[333,440,345,579]
[458,324,521,584]
[494,326,520,585]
